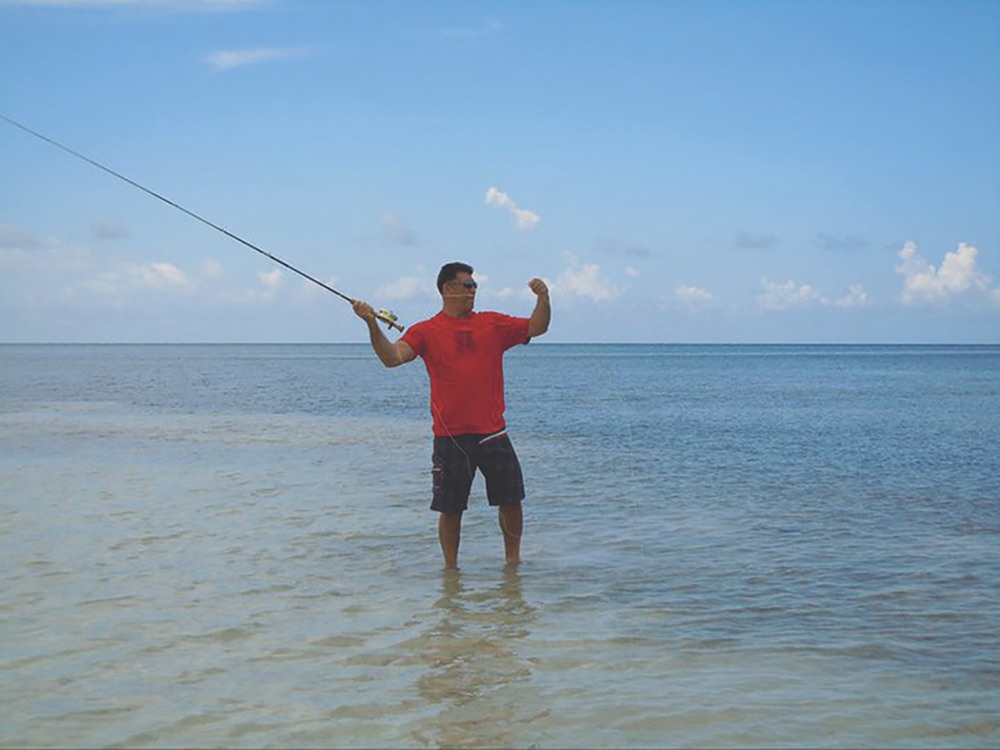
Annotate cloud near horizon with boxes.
[757,278,871,311]
[553,262,618,302]
[85,261,195,299]
[674,285,718,311]
[896,241,998,306]
[0,224,305,307]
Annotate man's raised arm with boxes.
[527,278,551,338]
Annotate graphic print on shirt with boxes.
[454,329,476,354]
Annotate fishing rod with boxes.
[0,114,404,332]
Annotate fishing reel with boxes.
[376,309,405,332]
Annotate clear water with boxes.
[1,343,997,748]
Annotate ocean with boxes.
[1,343,997,748]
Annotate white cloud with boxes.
[757,277,872,311]
[258,268,283,288]
[0,228,226,306]
[149,262,191,288]
[206,47,308,72]
[1,235,96,275]
[215,266,288,304]
[375,276,424,300]
[757,278,826,311]
[484,187,541,230]
[896,241,997,305]
[86,261,195,298]
[554,262,618,302]
[833,283,870,308]
[201,257,223,278]
[466,272,514,301]
[674,285,717,310]
[625,266,640,278]
[295,274,341,301]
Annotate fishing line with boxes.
[0,113,403,331]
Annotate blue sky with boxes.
[1,0,997,343]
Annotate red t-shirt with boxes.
[401,311,531,436]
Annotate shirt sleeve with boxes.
[495,314,531,349]
[400,322,426,357]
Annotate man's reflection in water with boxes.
[411,567,546,748]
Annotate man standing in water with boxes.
[352,262,551,569]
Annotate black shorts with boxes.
[431,431,525,514]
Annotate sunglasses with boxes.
[449,279,478,289]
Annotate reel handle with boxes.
[376,309,405,332]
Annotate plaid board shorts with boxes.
[431,430,525,513]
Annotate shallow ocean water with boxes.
[1,343,998,747]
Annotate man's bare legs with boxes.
[439,505,522,568]
[438,511,462,569]
[499,502,523,566]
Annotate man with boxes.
[352,262,551,569]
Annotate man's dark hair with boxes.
[436,262,474,293]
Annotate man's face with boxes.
[445,272,477,311]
